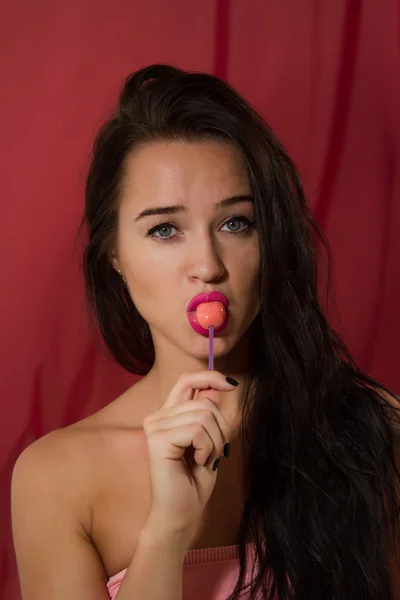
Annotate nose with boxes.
[186,235,226,284]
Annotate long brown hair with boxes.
[81,64,400,599]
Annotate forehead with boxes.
[119,140,250,209]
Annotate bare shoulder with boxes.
[12,396,148,514]
[12,426,97,539]
[11,426,110,599]
[12,377,152,535]
[13,422,100,471]
[11,401,149,598]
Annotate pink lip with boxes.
[187,292,230,336]
[187,292,230,313]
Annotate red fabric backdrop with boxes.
[1,1,399,597]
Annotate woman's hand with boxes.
[143,371,238,547]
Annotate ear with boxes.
[110,249,121,273]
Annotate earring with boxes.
[117,269,127,285]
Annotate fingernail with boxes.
[212,458,220,471]
[226,376,239,387]
[223,442,231,458]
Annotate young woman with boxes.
[11,64,400,600]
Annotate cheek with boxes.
[121,243,178,317]
[242,264,261,301]
[240,256,261,318]
[229,240,260,287]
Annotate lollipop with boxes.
[195,301,227,370]
[196,301,226,330]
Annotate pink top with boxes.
[107,544,273,599]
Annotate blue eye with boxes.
[146,223,177,240]
[221,216,252,233]
[146,215,254,242]
[155,225,174,238]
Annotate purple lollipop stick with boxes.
[208,325,215,371]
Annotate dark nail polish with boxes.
[212,458,220,471]
[223,442,231,458]
[226,376,239,387]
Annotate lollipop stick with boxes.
[208,325,214,371]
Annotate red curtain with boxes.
[1,1,399,596]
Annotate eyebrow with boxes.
[134,195,254,221]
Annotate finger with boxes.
[147,411,225,467]
[148,422,216,468]
[163,371,239,409]
[152,398,230,445]
[196,387,221,408]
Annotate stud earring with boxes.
[117,269,127,285]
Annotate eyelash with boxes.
[145,215,255,242]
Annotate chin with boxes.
[184,330,238,361]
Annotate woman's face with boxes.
[113,140,260,362]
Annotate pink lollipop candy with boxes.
[196,301,226,330]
